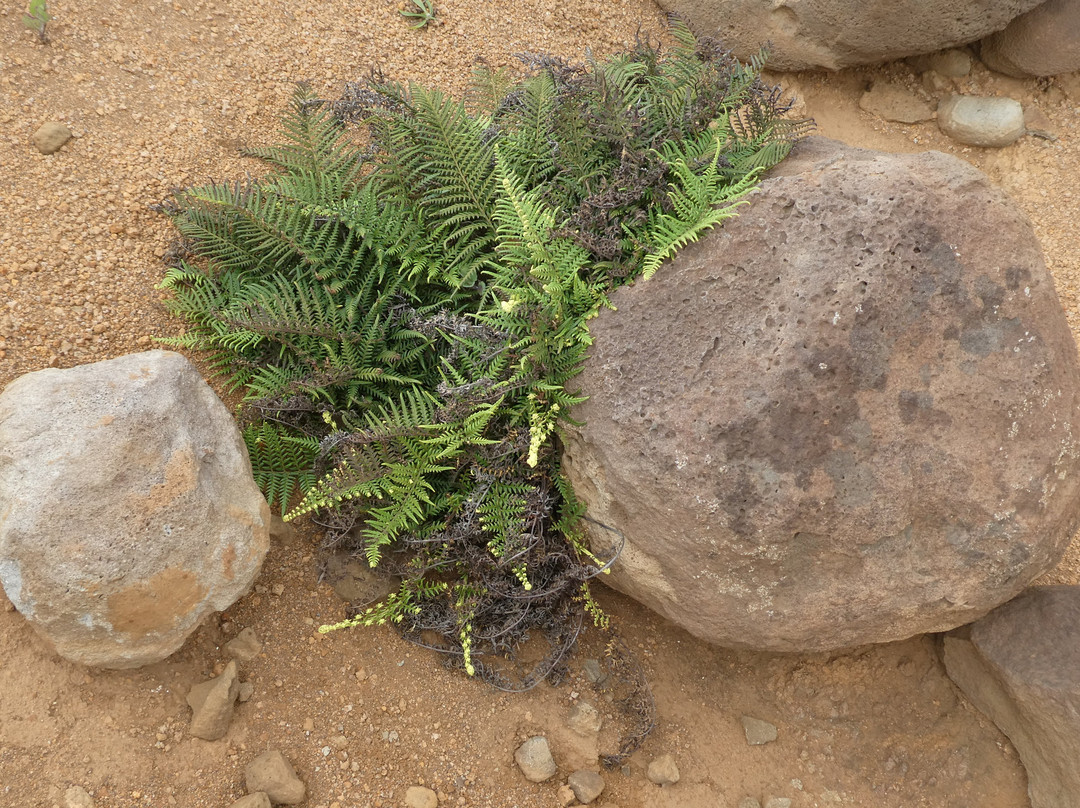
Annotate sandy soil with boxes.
[2,1,1079,807]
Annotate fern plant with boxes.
[160,20,808,721]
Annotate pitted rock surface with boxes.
[944,586,1080,808]
[562,137,1080,652]
[652,0,1044,71]
[0,350,270,668]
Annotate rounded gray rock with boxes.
[980,0,1080,77]
[562,137,1080,652]
[938,95,1026,147]
[652,0,1045,71]
[0,350,270,668]
[514,736,558,783]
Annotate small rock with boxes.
[859,83,934,123]
[329,734,349,750]
[226,794,271,808]
[63,785,95,808]
[765,799,793,808]
[244,750,306,805]
[32,122,72,154]
[937,95,1025,147]
[741,716,778,746]
[581,659,606,684]
[514,736,558,783]
[646,753,680,786]
[737,799,762,808]
[1024,106,1056,138]
[568,770,605,804]
[226,627,263,662]
[186,660,240,741]
[909,49,972,77]
[404,785,438,808]
[237,681,255,702]
[556,784,577,807]
[567,701,603,737]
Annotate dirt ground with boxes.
[2,1,1080,807]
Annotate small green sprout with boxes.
[22,0,51,43]
[399,0,436,29]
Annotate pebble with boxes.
[514,736,558,783]
[937,95,1026,147]
[186,661,240,741]
[567,701,602,736]
[237,681,255,703]
[737,799,762,808]
[568,770,605,804]
[581,659,607,685]
[244,750,306,805]
[32,122,72,154]
[404,785,438,808]
[765,798,792,808]
[556,784,576,807]
[741,716,778,746]
[63,785,95,808]
[226,627,263,662]
[226,794,271,808]
[646,753,680,786]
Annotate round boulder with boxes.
[654,0,1045,71]
[0,351,270,668]
[980,0,1080,77]
[562,137,1080,652]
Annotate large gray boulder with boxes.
[562,137,1080,652]
[979,0,1080,77]
[0,351,269,668]
[943,586,1080,808]
[655,0,1045,71]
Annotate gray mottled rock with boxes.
[0,351,270,668]
[404,785,438,808]
[742,716,778,745]
[652,0,1044,70]
[943,586,1080,808]
[562,137,1080,652]
[581,659,607,685]
[32,122,71,154]
[938,95,1026,147]
[646,753,680,786]
[63,786,95,808]
[568,770,605,804]
[226,627,263,662]
[567,701,603,737]
[227,794,271,808]
[237,681,255,703]
[766,798,793,808]
[858,82,934,123]
[980,0,1080,77]
[244,751,306,805]
[514,736,558,782]
[186,660,240,741]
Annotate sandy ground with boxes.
[2,1,1079,806]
